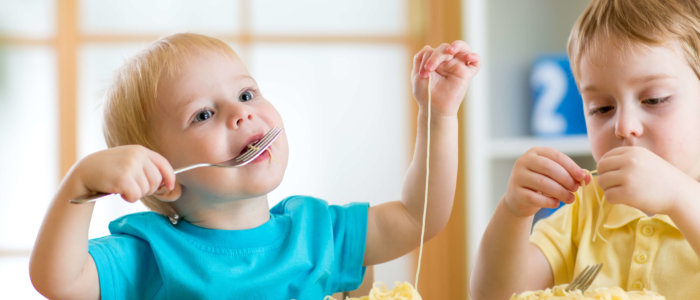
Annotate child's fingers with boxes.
[596,146,630,176]
[412,46,430,77]
[596,151,633,189]
[522,188,561,209]
[414,40,480,78]
[522,171,576,204]
[526,153,580,193]
[119,178,144,203]
[147,149,176,191]
[511,147,585,205]
[447,40,477,64]
[513,157,576,204]
[596,169,624,191]
[449,40,471,53]
[595,167,630,206]
[143,163,165,196]
[456,52,482,68]
[533,147,587,184]
[137,172,154,199]
[412,46,431,75]
[126,166,157,201]
[421,43,455,76]
[418,47,433,78]
[436,57,465,76]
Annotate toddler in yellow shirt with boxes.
[470,0,700,299]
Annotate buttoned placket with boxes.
[627,217,658,291]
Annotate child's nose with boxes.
[227,108,254,129]
[613,107,643,139]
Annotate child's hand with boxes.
[73,145,176,202]
[411,40,481,116]
[504,147,588,217]
[597,146,696,215]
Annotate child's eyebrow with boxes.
[580,74,675,93]
[579,84,601,94]
[174,99,203,122]
[236,75,257,86]
[173,75,258,115]
[628,73,675,85]
[179,75,255,102]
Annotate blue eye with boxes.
[239,90,254,102]
[193,109,214,123]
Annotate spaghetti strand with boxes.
[414,76,431,288]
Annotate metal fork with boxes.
[69,127,283,204]
[566,263,603,292]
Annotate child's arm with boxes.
[470,147,588,299]
[363,41,480,265]
[29,145,176,299]
[596,146,700,256]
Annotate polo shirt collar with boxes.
[603,203,678,230]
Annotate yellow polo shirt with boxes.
[531,176,700,298]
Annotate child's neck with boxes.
[176,194,271,230]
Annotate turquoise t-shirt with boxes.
[88,195,369,300]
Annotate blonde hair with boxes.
[568,0,700,80]
[102,33,238,216]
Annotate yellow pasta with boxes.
[324,282,421,300]
[510,284,665,300]
[247,144,261,151]
[342,282,422,300]
[266,148,274,163]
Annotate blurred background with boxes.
[0,0,595,298]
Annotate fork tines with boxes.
[565,263,603,292]
[234,127,283,163]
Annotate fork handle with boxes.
[69,164,206,204]
[69,192,112,204]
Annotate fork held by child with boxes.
[69,127,282,204]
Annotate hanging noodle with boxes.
[589,171,608,244]
[564,170,608,243]
[414,74,432,289]
[331,77,433,300]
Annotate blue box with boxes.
[530,54,586,136]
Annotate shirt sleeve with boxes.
[530,193,583,285]
[89,234,162,299]
[328,202,369,292]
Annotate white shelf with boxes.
[489,135,590,159]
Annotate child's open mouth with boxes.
[239,139,261,156]
[236,139,273,164]
[231,128,282,164]
[237,134,264,157]
[234,137,274,163]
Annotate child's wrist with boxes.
[417,110,458,123]
[667,177,700,219]
[418,105,459,117]
[499,197,537,220]
[58,169,92,203]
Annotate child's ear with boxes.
[153,182,182,202]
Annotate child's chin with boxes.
[245,180,282,195]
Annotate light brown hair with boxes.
[568,0,700,81]
[102,33,238,216]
